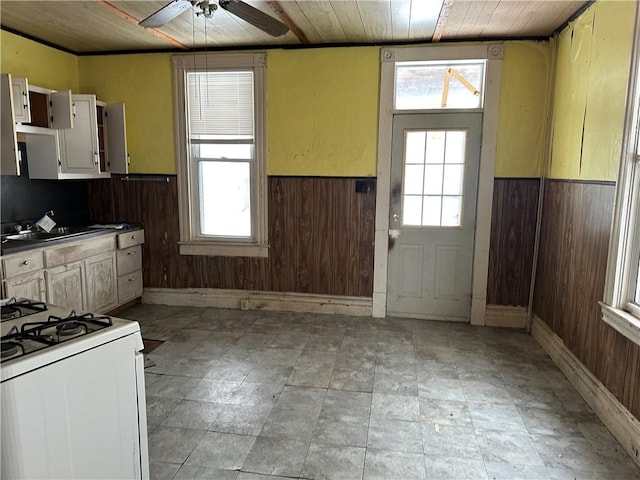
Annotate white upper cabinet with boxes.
[105,103,129,174]
[1,73,21,176]
[2,74,128,180]
[59,94,102,175]
[11,76,31,124]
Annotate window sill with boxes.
[599,302,640,346]
[179,241,269,258]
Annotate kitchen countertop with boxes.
[1,224,143,255]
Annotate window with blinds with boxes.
[173,53,267,257]
[186,70,255,238]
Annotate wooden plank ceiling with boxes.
[0,0,587,54]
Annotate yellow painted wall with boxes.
[78,54,174,174]
[266,47,379,176]
[495,41,551,178]
[549,0,635,180]
[0,30,78,91]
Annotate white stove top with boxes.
[1,298,143,382]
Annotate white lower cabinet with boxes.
[1,230,143,312]
[85,251,117,312]
[46,261,86,311]
[4,270,46,302]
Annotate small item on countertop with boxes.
[36,214,56,233]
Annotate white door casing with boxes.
[373,44,503,324]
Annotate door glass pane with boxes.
[425,131,445,163]
[403,196,423,225]
[405,131,426,163]
[401,127,468,227]
[445,131,466,164]
[199,161,251,237]
[441,196,462,226]
[443,165,464,195]
[423,196,442,226]
[424,165,443,194]
[404,165,425,195]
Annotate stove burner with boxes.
[1,341,23,359]
[56,322,86,337]
[1,305,21,321]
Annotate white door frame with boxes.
[373,44,503,325]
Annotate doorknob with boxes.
[391,214,400,222]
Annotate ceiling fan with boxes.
[139,0,289,37]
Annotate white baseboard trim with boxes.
[142,288,373,317]
[484,305,528,328]
[531,316,640,469]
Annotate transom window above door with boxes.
[402,129,468,227]
[395,60,486,110]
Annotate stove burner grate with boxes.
[56,321,87,337]
[1,305,21,321]
[1,341,24,359]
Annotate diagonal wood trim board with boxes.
[142,288,373,317]
[531,316,640,469]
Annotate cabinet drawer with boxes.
[117,230,144,249]
[116,245,142,276]
[3,251,44,278]
[118,271,143,304]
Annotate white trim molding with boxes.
[600,5,640,347]
[531,316,640,470]
[484,305,527,328]
[142,288,373,317]
[373,43,503,324]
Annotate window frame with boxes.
[173,53,268,257]
[600,9,640,345]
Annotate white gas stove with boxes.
[0,298,150,479]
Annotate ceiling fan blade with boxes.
[219,0,289,37]
[139,0,193,28]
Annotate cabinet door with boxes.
[1,74,20,176]
[3,271,46,302]
[85,252,117,313]
[105,103,129,174]
[59,94,99,174]
[49,90,73,129]
[46,262,86,311]
[11,77,30,124]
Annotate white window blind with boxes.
[187,71,254,137]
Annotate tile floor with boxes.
[119,304,640,480]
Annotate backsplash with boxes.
[0,143,91,233]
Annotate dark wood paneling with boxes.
[87,175,376,298]
[532,179,640,419]
[487,178,540,306]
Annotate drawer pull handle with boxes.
[128,278,134,282]
[131,235,136,239]
[23,260,29,265]
[127,251,136,255]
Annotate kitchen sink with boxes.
[2,226,99,243]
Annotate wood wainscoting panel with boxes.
[87,175,376,298]
[487,178,540,306]
[532,179,640,419]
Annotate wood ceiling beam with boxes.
[97,1,189,50]
[432,0,454,42]
[266,1,310,44]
